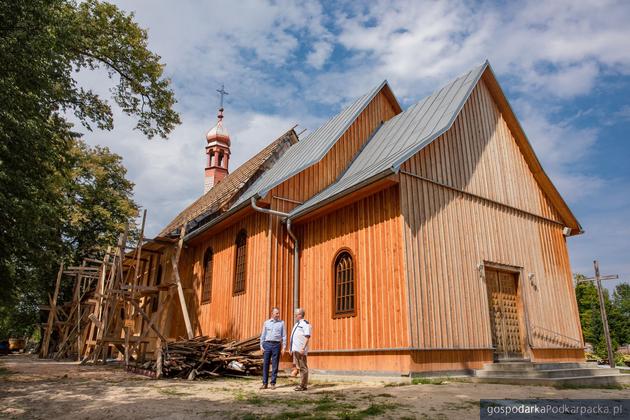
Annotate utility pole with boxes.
[579,260,619,368]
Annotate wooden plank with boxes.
[41,262,64,358]
[172,227,194,339]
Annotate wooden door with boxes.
[485,268,523,360]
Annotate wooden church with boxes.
[142,61,585,375]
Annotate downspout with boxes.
[250,197,299,313]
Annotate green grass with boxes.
[233,390,270,406]
[383,381,406,387]
[312,395,356,412]
[265,411,314,420]
[336,402,400,419]
[411,377,446,385]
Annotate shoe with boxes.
[270,384,276,390]
[294,386,307,391]
[260,384,268,390]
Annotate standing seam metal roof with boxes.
[231,80,394,209]
[290,62,488,218]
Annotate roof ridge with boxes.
[158,127,297,236]
[289,61,489,219]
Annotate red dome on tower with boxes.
[206,107,231,146]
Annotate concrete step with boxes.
[472,373,630,388]
[475,368,619,379]
[481,362,592,372]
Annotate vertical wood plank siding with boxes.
[176,212,271,340]
[268,89,400,328]
[171,89,400,340]
[399,79,583,351]
[298,186,409,351]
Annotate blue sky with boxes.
[80,0,629,291]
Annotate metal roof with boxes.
[231,80,393,208]
[290,61,488,218]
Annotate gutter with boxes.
[250,197,300,313]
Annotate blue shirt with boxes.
[260,319,287,347]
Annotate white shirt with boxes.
[290,319,312,355]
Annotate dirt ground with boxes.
[1,354,628,419]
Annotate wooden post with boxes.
[133,209,147,289]
[172,226,193,339]
[42,262,64,358]
[593,260,615,368]
[171,255,193,339]
[156,345,163,379]
[130,209,147,363]
[75,261,85,362]
[581,261,619,368]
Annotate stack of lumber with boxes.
[152,335,262,379]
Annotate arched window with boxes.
[233,229,247,294]
[333,250,355,316]
[202,248,213,303]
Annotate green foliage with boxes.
[574,275,630,361]
[0,0,179,339]
[610,283,630,346]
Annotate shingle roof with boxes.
[159,128,298,237]
[290,62,488,218]
[231,80,399,208]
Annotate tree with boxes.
[574,274,630,360]
[0,0,179,338]
[609,283,630,347]
[574,277,603,346]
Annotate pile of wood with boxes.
[151,336,262,380]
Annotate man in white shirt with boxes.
[289,307,311,391]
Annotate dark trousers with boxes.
[262,341,281,385]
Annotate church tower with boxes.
[204,86,230,193]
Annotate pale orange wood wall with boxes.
[269,90,400,207]
[297,186,409,351]
[168,211,272,340]
[267,89,401,327]
[399,79,583,355]
[307,350,491,374]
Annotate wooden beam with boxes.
[129,299,166,342]
[171,226,193,339]
[41,262,64,358]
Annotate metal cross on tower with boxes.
[577,260,620,368]
[217,84,229,109]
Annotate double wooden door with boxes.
[485,268,524,360]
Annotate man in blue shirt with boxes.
[259,307,286,389]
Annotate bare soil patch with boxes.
[1,354,627,419]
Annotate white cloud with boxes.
[332,0,630,100]
[306,41,333,69]
[71,0,630,292]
